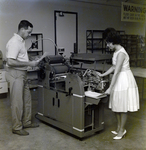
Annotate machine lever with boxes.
[66,87,73,96]
[53,98,55,106]
[58,99,60,107]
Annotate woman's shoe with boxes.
[111,131,118,135]
[113,130,127,140]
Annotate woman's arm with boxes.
[94,66,114,77]
[106,52,125,94]
[101,66,115,77]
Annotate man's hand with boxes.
[29,61,39,67]
[37,52,49,62]
[29,52,50,67]
[42,52,49,58]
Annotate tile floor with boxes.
[0,92,146,150]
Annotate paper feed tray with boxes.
[85,91,107,105]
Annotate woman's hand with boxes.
[90,70,103,77]
[105,87,111,95]
[96,71,103,77]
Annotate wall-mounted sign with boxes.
[121,2,146,22]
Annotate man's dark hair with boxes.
[103,27,122,44]
[18,20,33,30]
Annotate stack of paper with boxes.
[85,91,103,99]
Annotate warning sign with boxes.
[121,2,146,22]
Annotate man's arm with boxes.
[7,58,39,67]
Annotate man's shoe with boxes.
[24,123,39,128]
[12,129,29,136]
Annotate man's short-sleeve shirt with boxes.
[6,33,29,70]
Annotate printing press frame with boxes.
[36,55,107,138]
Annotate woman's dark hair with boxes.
[103,28,122,44]
[18,20,33,30]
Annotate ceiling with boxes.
[71,0,146,6]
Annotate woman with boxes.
[96,28,139,140]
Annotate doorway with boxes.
[54,11,78,58]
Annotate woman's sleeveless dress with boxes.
[109,47,139,112]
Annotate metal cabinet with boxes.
[0,70,8,95]
[37,86,105,138]
[26,33,43,91]
[86,30,125,54]
[86,30,105,53]
[123,35,145,67]
[44,89,73,125]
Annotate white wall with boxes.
[0,0,145,59]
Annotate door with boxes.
[54,11,78,58]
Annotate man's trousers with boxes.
[5,67,31,130]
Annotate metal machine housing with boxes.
[36,55,107,138]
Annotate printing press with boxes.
[36,55,109,138]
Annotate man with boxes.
[6,20,43,136]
